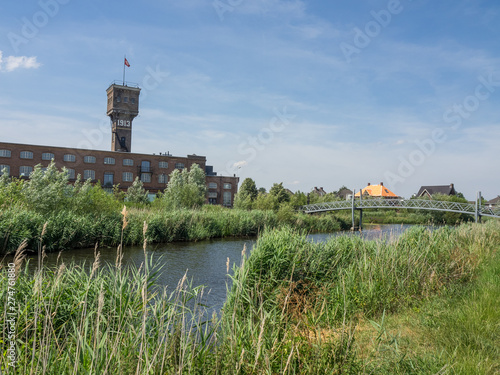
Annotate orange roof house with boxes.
[354,182,399,198]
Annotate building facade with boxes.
[0,82,239,206]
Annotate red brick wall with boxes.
[0,142,239,205]
[206,175,240,206]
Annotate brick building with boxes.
[0,82,239,206]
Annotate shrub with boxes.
[126,177,150,204]
[159,164,207,209]
[21,162,72,214]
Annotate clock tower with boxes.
[106,83,141,152]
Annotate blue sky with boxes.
[1,0,499,199]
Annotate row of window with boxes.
[208,182,232,189]
[82,171,170,184]
[0,165,34,176]
[0,150,184,169]
[0,166,169,184]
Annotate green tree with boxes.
[239,178,258,200]
[187,163,207,207]
[234,194,253,210]
[307,192,320,204]
[290,191,307,209]
[21,161,72,214]
[254,192,279,211]
[126,177,150,204]
[161,164,207,209]
[113,184,126,202]
[269,183,290,205]
[71,175,121,214]
[0,171,24,208]
[234,178,258,210]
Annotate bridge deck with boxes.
[302,198,500,219]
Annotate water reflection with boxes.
[25,237,256,313]
[307,223,418,243]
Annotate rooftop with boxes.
[355,182,398,198]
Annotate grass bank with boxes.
[0,206,348,254]
[0,221,498,373]
[354,231,500,373]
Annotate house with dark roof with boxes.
[311,187,327,196]
[486,196,500,208]
[416,184,456,198]
[336,188,353,200]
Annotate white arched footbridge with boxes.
[301,192,498,229]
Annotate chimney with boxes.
[367,183,371,186]
[450,183,454,188]
[380,182,384,186]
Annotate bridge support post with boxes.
[359,188,363,231]
[475,191,482,223]
[351,190,355,230]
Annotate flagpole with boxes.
[123,55,126,86]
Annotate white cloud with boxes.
[0,51,41,72]
[232,160,248,169]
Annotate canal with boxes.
[19,224,421,312]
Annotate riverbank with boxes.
[0,205,349,254]
[1,220,498,373]
[354,244,500,373]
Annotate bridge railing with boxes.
[301,197,500,219]
[480,206,500,217]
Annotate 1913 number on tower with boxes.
[117,120,131,127]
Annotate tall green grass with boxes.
[1,221,498,373]
[420,243,500,374]
[353,223,500,374]
[0,206,348,254]
[229,223,499,323]
[221,221,500,373]
[1,254,217,374]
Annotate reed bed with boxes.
[0,220,498,373]
[230,223,499,322]
[0,221,221,374]
[221,221,500,373]
[0,206,348,254]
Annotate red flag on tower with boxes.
[124,58,130,67]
